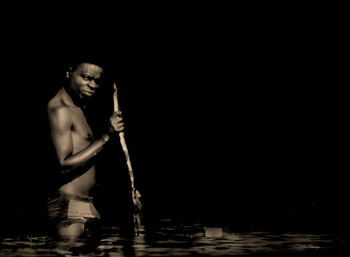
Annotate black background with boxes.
[1,6,347,236]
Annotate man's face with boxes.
[69,63,104,99]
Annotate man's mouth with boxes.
[84,91,95,96]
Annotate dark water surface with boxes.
[0,219,346,257]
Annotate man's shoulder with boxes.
[48,97,68,114]
[47,91,72,122]
[48,88,70,112]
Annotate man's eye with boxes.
[81,75,89,81]
[82,75,95,82]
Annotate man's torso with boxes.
[49,87,96,196]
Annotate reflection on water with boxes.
[0,219,345,256]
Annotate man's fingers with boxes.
[109,112,125,133]
[110,115,123,122]
[113,111,123,118]
[111,120,124,126]
[110,120,125,131]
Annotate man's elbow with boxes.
[57,157,74,173]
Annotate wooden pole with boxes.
[113,82,142,235]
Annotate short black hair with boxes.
[68,52,109,71]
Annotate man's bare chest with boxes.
[69,108,93,141]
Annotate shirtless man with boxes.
[47,58,124,238]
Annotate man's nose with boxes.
[87,81,99,90]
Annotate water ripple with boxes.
[0,220,345,256]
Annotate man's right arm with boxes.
[48,106,76,172]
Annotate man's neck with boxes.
[63,85,87,110]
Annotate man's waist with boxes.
[49,192,94,202]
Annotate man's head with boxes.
[67,62,104,99]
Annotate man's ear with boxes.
[66,66,73,79]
